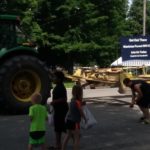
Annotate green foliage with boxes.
[64,81,74,88]
[1,0,134,67]
[127,0,150,35]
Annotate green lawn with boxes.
[64,81,75,88]
[52,81,75,89]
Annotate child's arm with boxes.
[65,110,69,122]
[29,107,33,121]
[51,97,67,105]
[76,101,87,122]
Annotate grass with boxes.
[52,81,75,89]
[64,81,75,88]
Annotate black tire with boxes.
[0,55,51,113]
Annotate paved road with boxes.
[70,87,124,99]
[1,88,150,150]
[48,87,131,102]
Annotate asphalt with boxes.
[1,88,150,150]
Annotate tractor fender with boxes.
[0,46,40,63]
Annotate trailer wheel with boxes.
[90,84,95,89]
[0,55,51,113]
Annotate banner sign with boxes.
[121,35,150,61]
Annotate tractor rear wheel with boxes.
[0,55,51,113]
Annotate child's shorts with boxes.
[29,131,45,145]
[66,119,80,130]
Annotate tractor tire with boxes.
[0,55,51,113]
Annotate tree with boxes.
[88,0,129,66]
[127,0,150,35]
[44,0,129,66]
[0,0,130,67]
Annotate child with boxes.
[28,93,48,150]
[62,85,86,150]
[50,70,69,149]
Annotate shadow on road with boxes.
[84,95,131,106]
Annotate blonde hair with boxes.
[31,93,42,104]
[72,85,83,100]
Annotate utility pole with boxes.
[143,0,146,36]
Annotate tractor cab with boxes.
[0,15,27,49]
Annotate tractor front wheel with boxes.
[0,55,51,113]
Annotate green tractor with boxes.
[0,15,51,113]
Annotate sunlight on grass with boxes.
[64,81,75,88]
